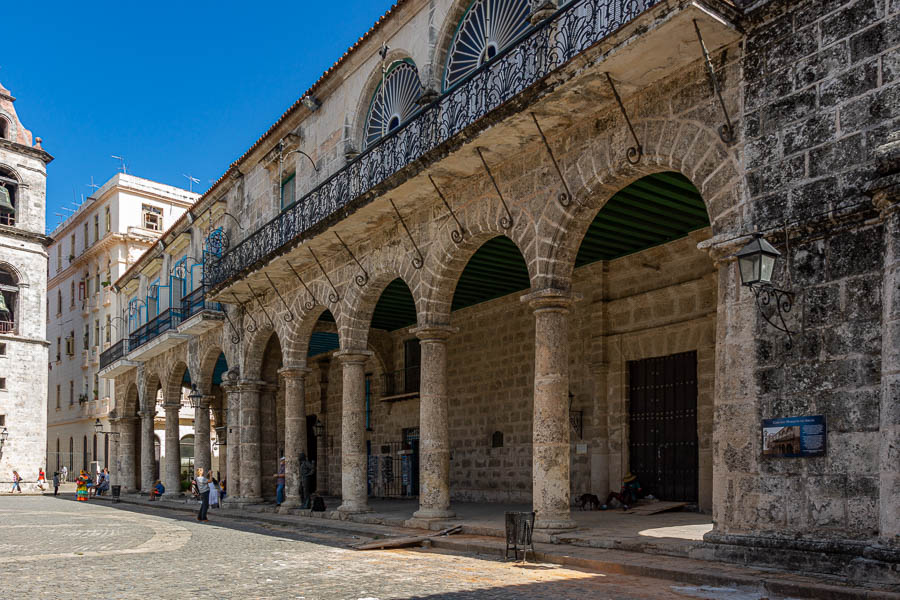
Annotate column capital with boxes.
[279,365,311,379]
[162,402,183,411]
[334,349,373,365]
[137,410,155,418]
[521,288,577,311]
[411,324,457,342]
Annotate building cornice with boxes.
[0,223,52,246]
[0,137,53,164]
[49,232,157,286]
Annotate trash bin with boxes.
[111,485,121,504]
[504,511,535,562]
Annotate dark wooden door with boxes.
[628,351,698,503]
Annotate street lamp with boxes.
[187,384,203,409]
[94,419,119,437]
[735,233,795,348]
[313,418,325,438]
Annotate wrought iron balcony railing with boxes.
[382,365,421,398]
[128,308,178,351]
[99,339,127,370]
[207,0,657,289]
[179,285,223,321]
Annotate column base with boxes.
[279,499,301,512]
[226,496,264,506]
[534,515,577,531]
[413,507,456,520]
[337,500,371,514]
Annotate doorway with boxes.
[628,351,698,503]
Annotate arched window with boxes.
[0,118,7,140]
[104,435,109,469]
[443,0,532,90]
[0,266,18,334]
[0,166,18,227]
[56,438,60,471]
[69,437,74,472]
[83,435,88,471]
[364,59,423,148]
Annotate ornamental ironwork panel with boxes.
[99,339,126,370]
[207,0,657,290]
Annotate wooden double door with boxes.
[628,351,699,503]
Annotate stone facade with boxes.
[103,0,899,582]
[0,81,52,490]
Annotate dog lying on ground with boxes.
[575,493,601,510]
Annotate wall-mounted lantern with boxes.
[313,417,325,438]
[187,384,204,409]
[94,419,120,438]
[736,233,796,348]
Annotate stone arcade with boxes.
[99,0,900,582]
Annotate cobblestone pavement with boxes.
[0,497,778,600]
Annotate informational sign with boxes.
[762,415,826,458]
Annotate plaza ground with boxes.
[1,496,895,600]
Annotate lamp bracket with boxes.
[389,199,424,269]
[429,174,465,244]
[749,283,795,349]
[334,232,369,287]
[531,113,579,208]
[605,72,642,164]
[476,147,513,229]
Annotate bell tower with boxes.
[0,79,53,488]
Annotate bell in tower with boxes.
[0,185,13,214]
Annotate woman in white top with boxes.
[209,478,220,508]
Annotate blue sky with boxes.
[2,1,393,233]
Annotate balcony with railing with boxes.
[176,285,224,334]
[204,0,738,294]
[0,320,14,334]
[99,339,127,371]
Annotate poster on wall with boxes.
[762,415,826,458]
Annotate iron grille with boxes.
[207,0,658,290]
[99,339,126,370]
[128,309,178,351]
[381,365,421,397]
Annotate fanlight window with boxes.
[0,266,19,334]
[364,60,423,148]
[443,0,532,90]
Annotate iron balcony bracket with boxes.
[749,283,795,350]
[222,306,242,344]
[232,292,258,334]
[476,147,513,229]
[531,112,578,208]
[287,261,317,311]
[264,272,294,322]
[335,232,369,287]
[309,247,341,304]
[389,199,424,269]
[605,73,642,165]
[429,174,465,244]
[246,282,275,328]
[694,20,735,144]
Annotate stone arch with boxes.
[348,48,422,154]
[429,0,479,91]
[164,360,190,405]
[197,345,226,394]
[141,372,162,412]
[122,382,140,417]
[242,324,281,381]
[0,111,17,143]
[423,225,539,323]
[540,118,742,287]
[339,243,426,349]
[280,303,338,367]
[0,261,23,285]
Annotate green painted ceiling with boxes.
[367,172,708,332]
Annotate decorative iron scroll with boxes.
[207,0,658,289]
[287,261,317,311]
[476,147,513,230]
[749,283,795,350]
[309,248,341,304]
[389,199,424,269]
[265,272,294,322]
[429,175,465,244]
[605,72,642,165]
[693,19,734,144]
[530,112,576,208]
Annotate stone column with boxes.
[413,325,456,519]
[336,350,372,514]
[279,366,310,510]
[139,409,156,492]
[869,135,900,543]
[222,379,241,501]
[116,416,138,492]
[238,380,264,503]
[194,395,213,474]
[109,416,121,487]
[523,289,576,531]
[163,403,182,495]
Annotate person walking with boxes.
[60,465,68,483]
[9,471,22,493]
[300,453,316,509]
[272,457,286,507]
[194,468,211,522]
[36,468,46,491]
[52,472,60,496]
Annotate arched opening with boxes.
[153,435,161,481]
[124,381,143,490]
[0,265,19,334]
[82,435,88,471]
[446,236,532,503]
[0,118,7,140]
[104,435,109,470]
[303,309,339,496]
[180,434,195,482]
[260,332,284,502]
[364,59,423,148]
[68,437,74,474]
[442,0,532,90]
[572,171,715,511]
[0,166,17,227]
[162,363,194,491]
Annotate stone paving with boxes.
[0,496,782,600]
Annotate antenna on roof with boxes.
[183,174,200,193]
[111,155,128,174]
[86,176,101,194]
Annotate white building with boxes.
[0,81,52,491]
[46,174,195,478]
